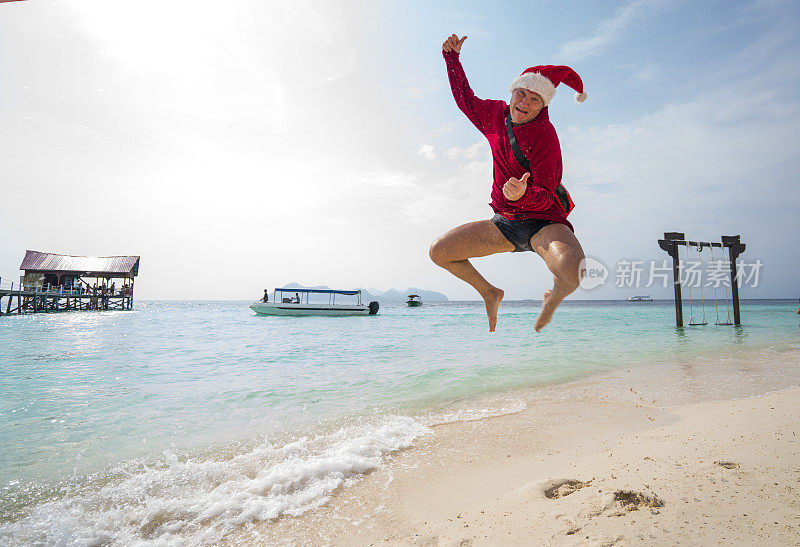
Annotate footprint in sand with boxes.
[543,478,591,499]
[715,461,740,469]
[609,490,664,513]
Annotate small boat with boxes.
[250,288,379,316]
[406,294,422,307]
[626,295,653,302]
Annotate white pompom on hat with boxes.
[509,65,587,106]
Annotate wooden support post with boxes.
[6,283,12,314]
[722,235,746,326]
[728,253,741,326]
[658,232,685,328]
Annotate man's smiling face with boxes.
[510,88,544,124]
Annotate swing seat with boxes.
[715,321,733,326]
[688,321,708,326]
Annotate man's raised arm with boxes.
[442,34,493,133]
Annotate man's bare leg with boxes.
[529,223,586,332]
[429,220,514,331]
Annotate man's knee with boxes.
[429,238,447,266]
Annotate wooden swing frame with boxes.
[657,232,746,328]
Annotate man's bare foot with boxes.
[482,287,504,332]
[534,289,559,332]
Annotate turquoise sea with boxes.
[1,299,798,544]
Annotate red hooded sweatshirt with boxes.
[444,50,573,231]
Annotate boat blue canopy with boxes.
[275,288,360,295]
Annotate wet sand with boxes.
[232,353,800,545]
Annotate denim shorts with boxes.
[491,213,554,253]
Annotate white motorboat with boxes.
[626,295,653,302]
[250,288,379,316]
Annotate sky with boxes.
[1,0,798,300]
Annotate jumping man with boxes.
[429,35,587,332]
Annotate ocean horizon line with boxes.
[131,297,798,303]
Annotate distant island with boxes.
[281,283,448,303]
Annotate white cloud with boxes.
[444,141,489,162]
[344,170,420,188]
[559,83,800,280]
[398,140,493,227]
[418,144,435,161]
[556,0,674,62]
[428,122,456,138]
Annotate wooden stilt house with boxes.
[0,250,140,315]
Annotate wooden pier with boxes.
[0,285,134,315]
[0,250,139,317]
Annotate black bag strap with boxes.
[504,115,574,215]
[505,115,530,171]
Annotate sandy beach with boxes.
[235,355,800,546]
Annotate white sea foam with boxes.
[0,416,429,546]
[422,399,528,426]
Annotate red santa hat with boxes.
[509,65,587,106]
